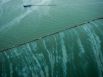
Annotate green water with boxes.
[0,0,103,77]
[0,19,103,77]
[0,0,103,51]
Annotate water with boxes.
[0,19,103,77]
[0,0,103,51]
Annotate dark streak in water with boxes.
[23,5,32,8]
[23,4,56,8]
